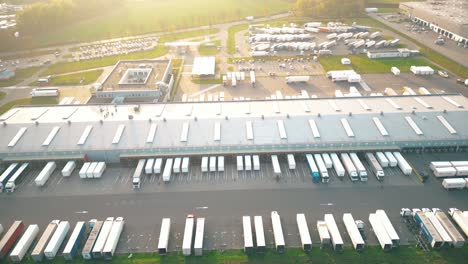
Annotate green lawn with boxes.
[198,40,221,56]
[319,55,439,73]
[227,24,249,54]
[47,70,104,86]
[41,46,168,76]
[0,49,58,61]
[8,246,468,264]
[0,67,43,87]
[192,78,223,85]
[27,0,289,49]
[0,91,5,101]
[0,97,57,115]
[159,29,219,43]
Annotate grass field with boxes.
[159,29,219,43]
[29,0,290,48]
[0,67,42,87]
[0,97,57,115]
[0,49,58,61]
[6,246,468,264]
[319,55,439,73]
[198,40,222,56]
[47,70,104,86]
[227,24,249,54]
[0,91,5,101]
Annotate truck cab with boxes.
[411,208,421,217]
[4,182,16,192]
[132,177,140,189]
[400,208,411,217]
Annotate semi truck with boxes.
[0,163,19,192]
[271,155,281,178]
[368,213,392,251]
[340,153,359,182]
[182,214,195,256]
[9,224,39,262]
[44,221,70,259]
[0,221,25,259]
[5,163,29,192]
[306,154,320,183]
[61,161,76,177]
[162,158,173,183]
[365,153,384,180]
[349,153,367,181]
[35,161,56,186]
[316,221,331,247]
[31,220,59,262]
[287,154,296,170]
[133,159,145,189]
[92,217,114,258]
[343,213,365,251]
[442,178,466,189]
[254,216,266,252]
[324,214,343,252]
[448,208,468,237]
[63,221,86,260]
[314,154,329,183]
[271,211,285,253]
[158,218,171,255]
[384,152,398,167]
[242,216,254,254]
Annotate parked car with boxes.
[438,71,448,78]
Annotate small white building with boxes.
[191,57,216,78]
[367,49,417,59]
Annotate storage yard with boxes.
[1,4,468,262]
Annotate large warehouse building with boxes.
[399,0,468,45]
[0,94,467,163]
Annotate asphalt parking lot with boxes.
[1,152,467,254]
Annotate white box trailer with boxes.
[271,155,281,177]
[35,161,56,186]
[237,156,244,171]
[244,155,252,171]
[44,221,70,259]
[182,216,195,256]
[86,162,98,178]
[418,87,431,95]
[201,156,209,172]
[434,211,465,248]
[254,216,266,252]
[376,152,389,167]
[82,220,103,260]
[182,157,190,173]
[158,218,171,255]
[450,161,468,167]
[391,67,400,75]
[455,166,468,176]
[433,167,457,177]
[194,218,205,256]
[242,216,254,253]
[79,162,90,179]
[376,210,400,247]
[442,178,466,189]
[92,217,114,258]
[368,213,392,251]
[103,217,125,260]
[10,224,39,262]
[287,154,296,170]
[252,155,260,171]
[217,156,224,172]
[145,158,154,174]
[365,153,384,180]
[163,158,173,182]
[271,211,285,253]
[350,153,367,181]
[63,221,86,260]
[340,153,359,182]
[314,154,329,183]
[132,159,145,189]
[154,158,163,174]
[31,220,59,262]
[330,153,345,178]
[384,152,398,167]
[393,152,412,175]
[343,213,365,251]
[316,221,331,247]
[429,161,452,171]
[173,157,181,173]
[296,214,312,251]
[286,76,310,83]
[61,161,76,177]
[93,162,106,178]
[448,208,468,237]
[322,153,333,169]
[209,156,217,172]
[324,214,344,251]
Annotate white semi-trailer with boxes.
[393,152,412,175]
[133,159,145,189]
[324,214,344,252]
[296,214,312,251]
[182,157,190,173]
[154,158,163,174]
[244,155,252,171]
[368,213,392,251]
[209,156,217,172]
[158,218,171,255]
[384,152,398,167]
[322,153,333,169]
[376,152,389,167]
[237,156,244,171]
[242,216,254,253]
[103,217,125,260]
[194,218,205,256]
[271,155,281,178]
[433,210,465,248]
[44,221,70,260]
[287,154,296,170]
[182,215,195,256]
[343,213,365,251]
[61,161,76,177]
[448,208,468,237]
[145,158,154,174]
[349,153,367,181]
[10,224,39,262]
[365,153,384,180]
[271,211,285,253]
[330,153,345,178]
[340,153,359,182]
[442,178,466,189]
[254,216,266,252]
[92,217,114,258]
[376,210,400,247]
[252,155,260,171]
[201,156,209,172]
[314,154,329,183]
[162,158,173,183]
[35,161,56,187]
[217,156,224,172]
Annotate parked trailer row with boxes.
[9,224,39,262]
[44,221,70,259]
[448,208,468,237]
[254,216,266,252]
[413,210,444,248]
[158,218,171,255]
[63,221,86,260]
[324,214,344,252]
[5,163,29,192]
[32,220,59,262]
[0,220,25,259]
[340,153,359,182]
[82,220,103,260]
[343,213,365,251]
[433,210,465,248]
[369,213,392,251]
[350,153,368,181]
[376,210,400,247]
[271,211,285,253]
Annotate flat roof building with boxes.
[191,57,216,77]
[0,94,467,163]
[400,1,468,44]
[96,59,173,99]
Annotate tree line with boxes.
[293,0,365,18]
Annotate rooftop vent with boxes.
[67,120,71,125]
[412,110,416,115]
[163,118,167,122]
[35,121,39,126]
[349,112,352,116]
[148,118,152,123]
[2,122,6,126]
[225,116,229,120]
[128,115,133,120]
[194,116,198,121]
[380,111,384,116]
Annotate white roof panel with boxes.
[146,123,158,143]
[214,122,221,141]
[277,120,287,139]
[405,116,423,135]
[437,115,457,134]
[386,98,402,110]
[246,121,254,140]
[180,122,189,142]
[191,56,216,75]
[340,118,354,137]
[42,126,60,146]
[308,119,320,138]
[112,124,125,144]
[372,117,389,136]
[77,125,93,145]
[8,127,27,148]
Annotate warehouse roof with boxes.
[0,94,467,157]
[191,56,215,75]
[401,1,468,27]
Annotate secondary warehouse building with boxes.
[0,94,467,163]
[399,0,468,45]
